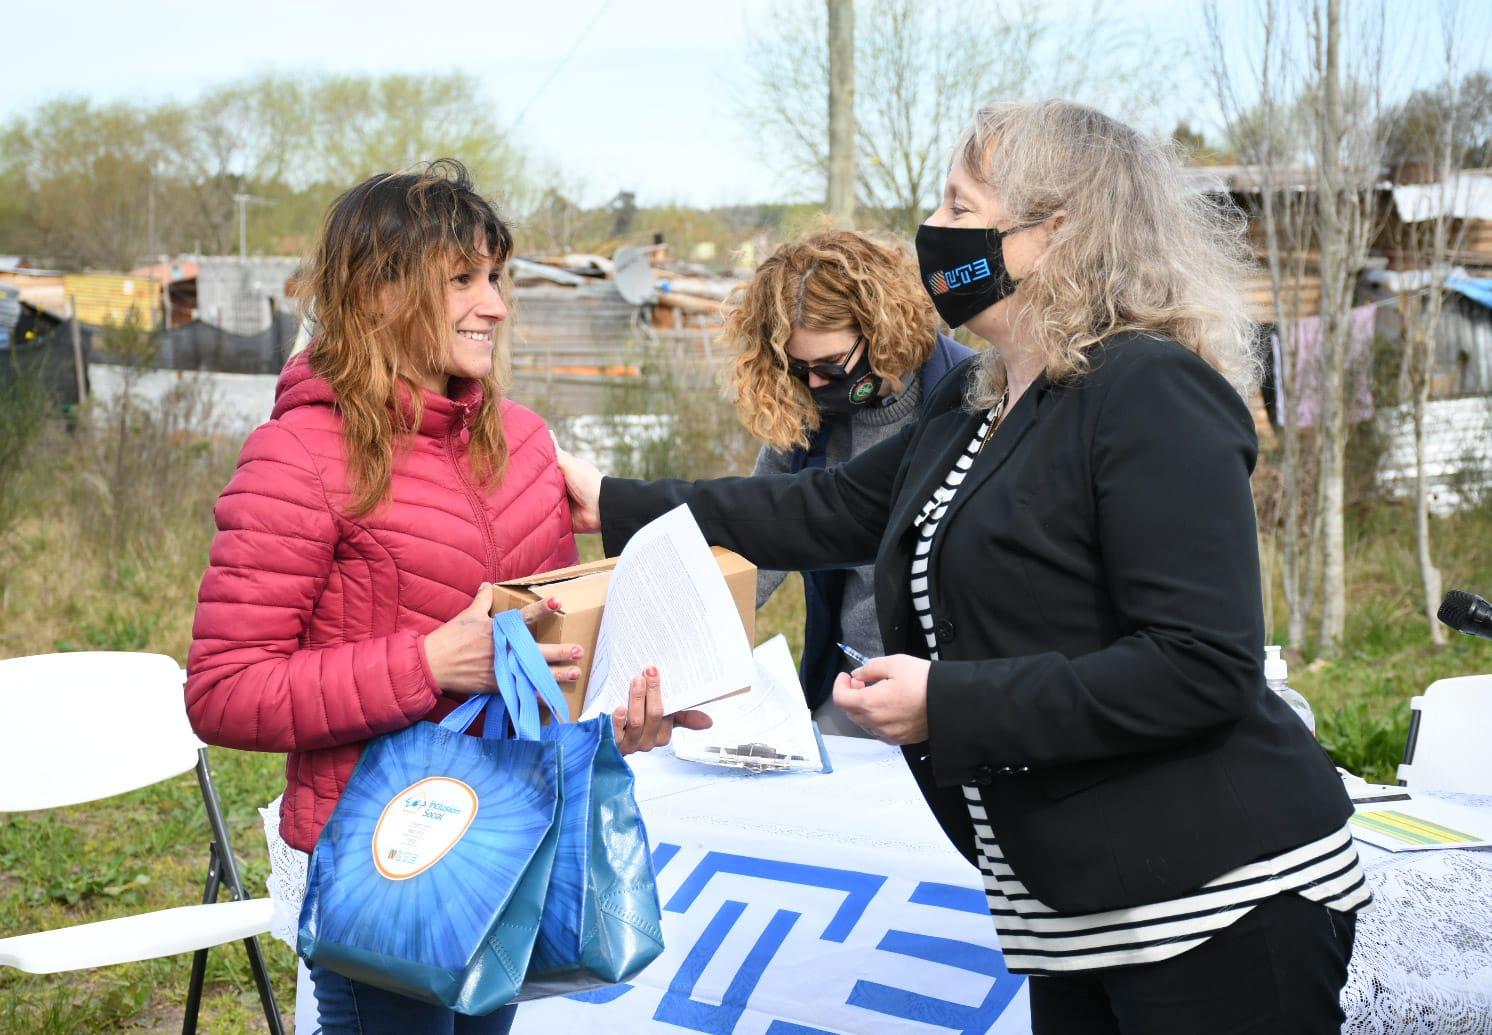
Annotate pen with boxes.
[837,642,872,668]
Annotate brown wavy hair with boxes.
[723,229,937,451]
[956,100,1259,409]
[299,159,514,515]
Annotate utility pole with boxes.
[232,193,273,260]
[826,0,856,227]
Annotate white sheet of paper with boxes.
[579,505,754,720]
[671,634,825,771]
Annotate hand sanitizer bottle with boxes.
[1264,645,1315,736]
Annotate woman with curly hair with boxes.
[562,101,1368,1032]
[724,229,971,732]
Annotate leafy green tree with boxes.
[0,72,528,270]
[306,73,526,205]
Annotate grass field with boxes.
[1,370,1489,1031]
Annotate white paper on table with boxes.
[1349,794,1492,852]
[671,634,827,772]
[579,505,754,720]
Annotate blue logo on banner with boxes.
[567,845,1026,1033]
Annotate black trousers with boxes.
[1028,893,1357,1035]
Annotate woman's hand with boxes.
[613,666,713,754]
[555,447,603,534]
[832,654,931,745]
[423,584,584,692]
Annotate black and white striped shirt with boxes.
[911,406,1372,975]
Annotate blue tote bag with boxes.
[297,620,563,1015]
[453,610,665,1000]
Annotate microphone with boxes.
[1437,590,1492,641]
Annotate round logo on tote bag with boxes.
[372,776,479,880]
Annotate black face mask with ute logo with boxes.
[809,344,883,417]
[914,222,1031,328]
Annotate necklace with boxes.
[977,390,1009,454]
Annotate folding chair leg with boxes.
[183,845,223,1035]
[242,932,287,1035]
[193,753,287,1034]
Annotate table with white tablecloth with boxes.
[1340,792,1492,1035]
[514,742,1492,1035]
[264,738,1492,1034]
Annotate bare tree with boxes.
[1209,0,1388,653]
[742,0,1175,231]
[1307,0,1388,651]
[1207,0,1320,649]
[1384,6,1477,645]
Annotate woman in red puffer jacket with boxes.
[186,159,707,1035]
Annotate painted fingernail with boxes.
[548,597,561,609]
[569,669,581,681]
[570,646,582,659]
[646,665,658,678]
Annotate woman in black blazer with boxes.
[562,100,1367,1034]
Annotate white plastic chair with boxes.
[1397,673,1492,794]
[0,651,284,1034]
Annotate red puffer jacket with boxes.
[186,353,578,853]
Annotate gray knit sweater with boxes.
[753,375,925,661]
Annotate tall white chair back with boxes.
[0,651,202,811]
[0,651,284,1033]
[1397,673,1492,794]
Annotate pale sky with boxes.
[2,0,1484,208]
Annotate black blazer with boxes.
[602,333,1351,915]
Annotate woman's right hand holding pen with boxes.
[833,651,931,746]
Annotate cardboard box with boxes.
[491,546,757,722]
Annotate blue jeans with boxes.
[308,962,518,1035]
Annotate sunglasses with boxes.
[786,336,864,382]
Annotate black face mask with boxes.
[914,222,1028,328]
[808,341,883,417]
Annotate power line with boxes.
[508,0,616,134]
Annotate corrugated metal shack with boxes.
[61,272,161,327]
[1377,173,1492,272]
[1187,165,1329,435]
[506,248,738,419]
[1362,171,1492,511]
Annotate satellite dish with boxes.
[612,245,656,306]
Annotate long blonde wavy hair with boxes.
[299,159,512,515]
[723,229,938,451]
[957,100,1260,410]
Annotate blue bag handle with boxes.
[440,610,572,740]
[492,609,573,727]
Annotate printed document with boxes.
[580,506,755,719]
[1349,795,1492,852]
[671,634,828,773]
